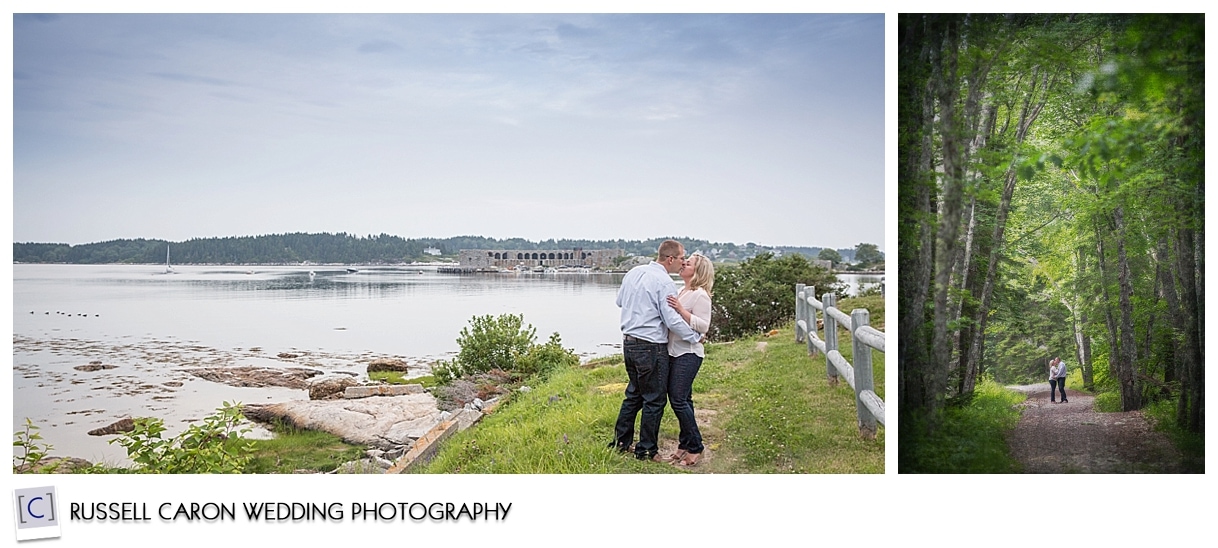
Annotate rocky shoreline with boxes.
[13,334,473,472]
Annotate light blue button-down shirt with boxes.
[617,261,701,345]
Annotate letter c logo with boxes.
[27,496,45,519]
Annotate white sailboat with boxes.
[164,244,174,274]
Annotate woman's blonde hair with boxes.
[687,253,715,295]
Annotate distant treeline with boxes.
[13,233,862,265]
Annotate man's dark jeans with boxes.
[612,338,670,459]
[668,352,704,454]
[1057,376,1068,402]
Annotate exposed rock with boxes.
[332,458,390,474]
[15,457,93,474]
[344,384,424,399]
[278,352,300,359]
[88,417,135,436]
[181,366,322,389]
[367,358,410,373]
[75,362,118,372]
[242,393,444,449]
[307,374,361,400]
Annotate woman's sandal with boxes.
[666,450,688,464]
[677,452,701,467]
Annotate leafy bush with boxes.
[434,314,578,385]
[857,281,885,298]
[517,332,580,378]
[900,379,1024,473]
[13,418,56,473]
[710,252,844,341]
[436,314,536,383]
[1093,391,1122,413]
[110,401,254,473]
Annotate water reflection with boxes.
[836,273,885,296]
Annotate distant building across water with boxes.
[458,248,623,269]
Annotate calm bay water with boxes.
[12,263,878,464]
[12,264,627,463]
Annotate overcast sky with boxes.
[12,13,883,250]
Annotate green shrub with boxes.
[710,252,844,341]
[433,359,459,385]
[434,314,578,385]
[517,332,580,378]
[437,314,536,383]
[110,401,254,473]
[1094,391,1122,413]
[13,418,56,473]
[857,282,885,298]
[900,379,1024,473]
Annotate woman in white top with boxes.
[664,253,714,466]
[1049,359,1060,403]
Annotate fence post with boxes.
[852,308,877,440]
[795,283,806,343]
[823,292,838,386]
[806,286,818,357]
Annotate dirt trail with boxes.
[1005,383,1191,473]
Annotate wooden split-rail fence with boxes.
[794,283,886,439]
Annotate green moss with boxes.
[370,371,438,388]
[243,423,367,474]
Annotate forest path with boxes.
[1004,383,1189,473]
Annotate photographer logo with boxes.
[13,486,60,541]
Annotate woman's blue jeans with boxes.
[668,352,704,454]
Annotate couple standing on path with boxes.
[610,239,714,466]
[1048,357,1069,404]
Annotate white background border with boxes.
[5,3,1214,545]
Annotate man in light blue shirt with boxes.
[1054,357,1069,403]
[611,239,702,461]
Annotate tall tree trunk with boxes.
[1154,238,1180,388]
[1094,219,1121,384]
[898,14,941,440]
[1072,246,1094,389]
[1174,226,1203,432]
[1113,205,1141,411]
[953,198,978,395]
[1079,308,1094,389]
[930,16,966,411]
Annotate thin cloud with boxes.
[357,39,403,54]
[149,72,236,87]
